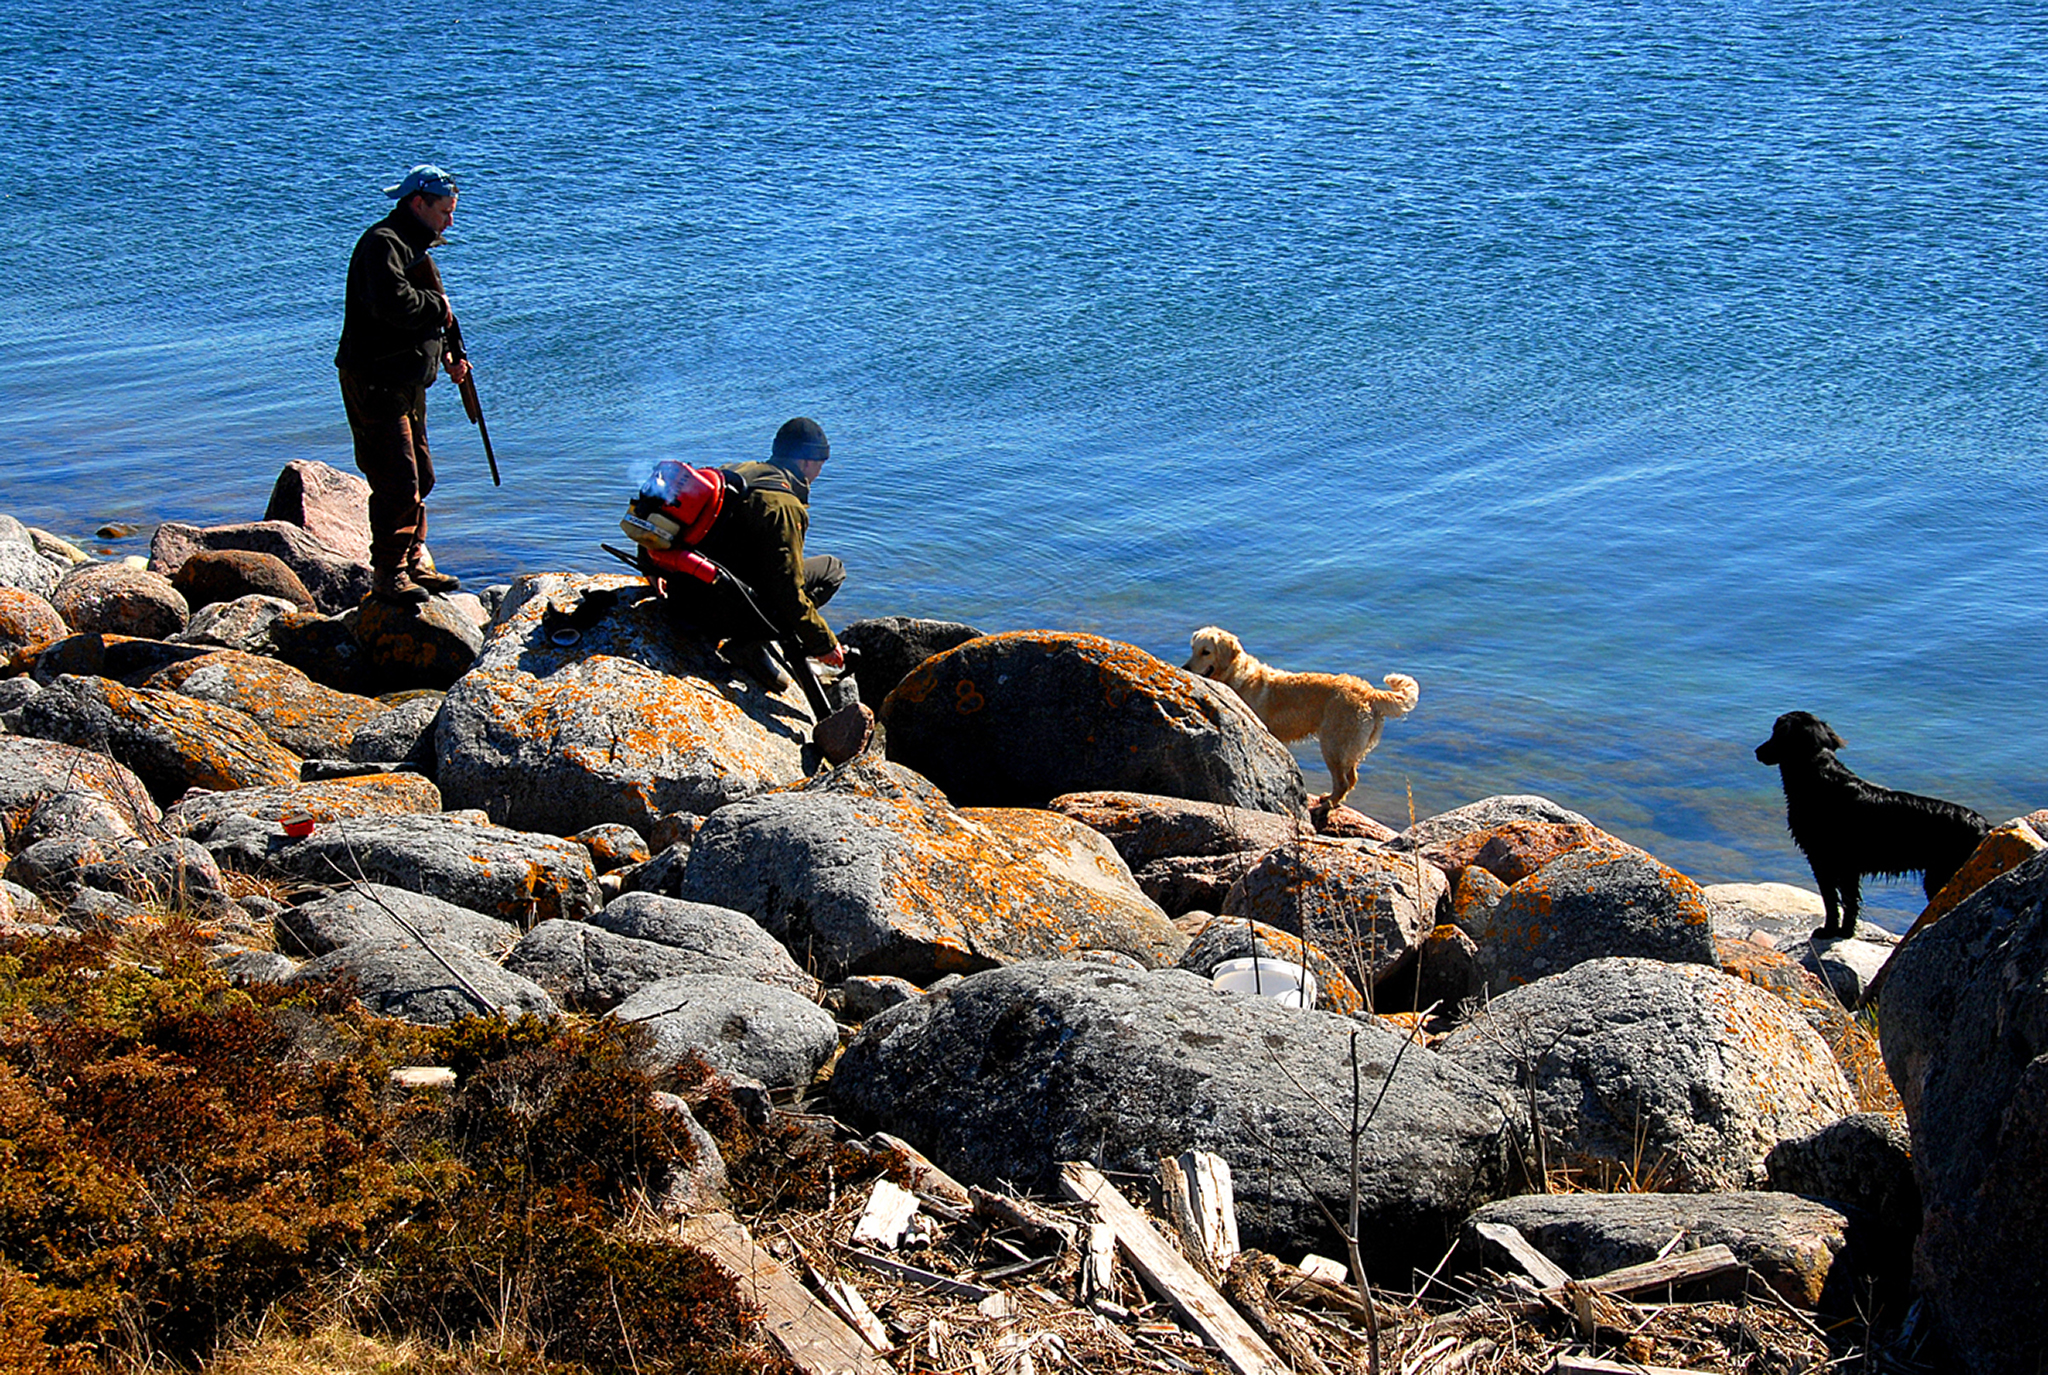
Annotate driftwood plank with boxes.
[1573,1243,1740,1296]
[1472,1220,1572,1290]
[1058,1161,1285,1375]
[680,1212,896,1375]
[1552,1356,1697,1375]
[852,1179,922,1250]
[868,1131,972,1207]
[1181,1150,1240,1273]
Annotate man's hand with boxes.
[447,356,472,386]
[816,646,845,669]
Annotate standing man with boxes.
[335,163,470,603]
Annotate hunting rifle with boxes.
[412,251,501,485]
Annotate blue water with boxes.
[4,1,2046,926]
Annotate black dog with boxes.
[1755,711,1989,938]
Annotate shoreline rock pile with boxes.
[4,465,2045,1371]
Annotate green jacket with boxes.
[693,462,838,656]
[334,205,448,388]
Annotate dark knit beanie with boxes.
[770,416,829,466]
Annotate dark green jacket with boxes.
[693,461,838,656]
[334,205,447,388]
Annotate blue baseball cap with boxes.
[384,164,458,200]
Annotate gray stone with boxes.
[1701,880,1828,947]
[75,838,228,911]
[1799,936,1894,1008]
[679,777,1183,984]
[1877,849,2048,1374]
[12,789,141,849]
[615,841,693,898]
[1135,850,1267,918]
[840,974,922,1021]
[1439,957,1857,1192]
[168,594,304,655]
[239,812,601,926]
[1461,1192,1864,1311]
[165,773,445,837]
[436,572,815,836]
[0,675,42,718]
[263,459,375,564]
[832,961,1516,1270]
[838,616,986,713]
[0,514,64,598]
[288,935,559,1024]
[6,834,141,900]
[169,549,317,613]
[507,919,767,1013]
[49,562,189,639]
[347,694,443,769]
[268,609,369,694]
[19,634,217,687]
[1766,1112,1920,1244]
[213,948,299,984]
[651,1091,729,1213]
[148,520,371,614]
[275,882,520,959]
[1452,846,1719,990]
[352,595,484,692]
[880,631,1307,815]
[610,974,839,1089]
[1387,795,1593,855]
[64,886,146,927]
[588,891,820,999]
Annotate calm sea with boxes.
[3,0,2045,925]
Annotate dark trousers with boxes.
[659,552,845,642]
[338,369,436,570]
[803,554,846,610]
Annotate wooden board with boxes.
[681,1212,897,1375]
[1059,1161,1286,1375]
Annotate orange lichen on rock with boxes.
[1910,821,2047,934]
[1425,820,1645,884]
[1716,937,1903,1116]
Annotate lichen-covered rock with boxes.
[1404,923,1487,1015]
[165,773,444,839]
[1421,819,1645,885]
[609,975,839,1088]
[169,548,316,612]
[1047,790,1302,870]
[49,563,189,640]
[1799,934,1894,1008]
[881,632,1307,814]
[1221,840,1447,992]
[231,811,601,926]
[263,459,375,564]
[1173,914,1365,1014]
[74,838,229,911]
[288,935,558,1024]
[680,784,1183,983]
[6,834,140,900]
[0,734,161,837]
[1716,937,1900,1116]
[144,650,384,760]
[1461,1192,1862,1311]
[168,594,304,656]
[352,595,484,692]
[436,572,814,836]
[1917,820,2047,928]
[1313,803,1399,840]
[1453,846,1717,990]
[570,822,650,873]
[276,882,519,958]
[1877,850,2048,1375]
[10,673,301,804]
[148,520,371,614]
[1388,795,1593,856]
[1439,957,1856,1192]
[0,514,64,598]
[832,960,1516,1269]
[590,891,820,999]
[9,789,142,850]
[838,615,985,713]
[0,586,66,659]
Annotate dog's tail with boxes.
[1375,673,1420,718]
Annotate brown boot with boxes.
[406,554,461,594]
[372,567,430,604]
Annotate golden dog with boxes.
[1183,626,1419,809]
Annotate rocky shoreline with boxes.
[4,461,2045,1372]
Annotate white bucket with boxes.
[1210,956,1318,1010]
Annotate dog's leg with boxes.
[1815,876,1843,938]
[1323,737,1358,812]
[1837,874,1861,938]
